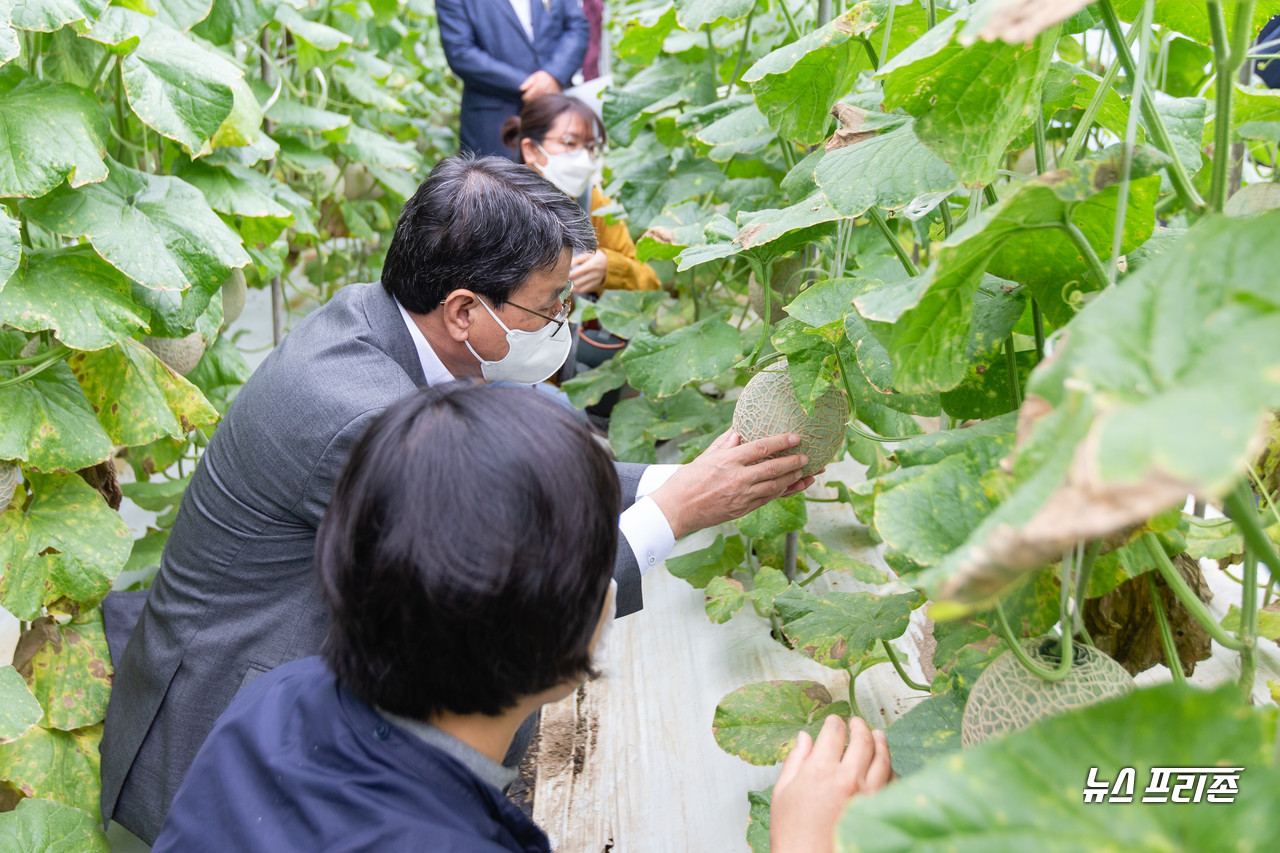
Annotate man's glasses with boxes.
[503,283,574,333]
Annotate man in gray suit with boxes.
[100,154,814,843]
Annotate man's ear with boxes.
[441,290,480,343]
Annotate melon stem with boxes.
[993,601,1075,682]
[1142,532,1246,652]
[1145,571,1187,686]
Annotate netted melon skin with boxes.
[143,332,206,376]
[961,638,1134,748]
[732,358,850,477]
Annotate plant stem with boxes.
[880,0,896,65]
[857,36,880,71]
[1146,571,1187,685]
[1109,0,1151,286]
[1098,0,1207,215]
[925,0,936,30]
[881,639,931,692]
[847,667,863,718]
[1239,546,1259,700]
[1062,57,1123,164]
[1002,334,1021,409]
[1208,0,1257,212]
[1142,532,1245,651]
[798,566,827,587]
[1074,540,1100,638]
[833,346,914,443]
[0,347,72,388]
[867,208,918,277]
[783,530,798,582]
[1225,482,1280,597]
[994,600,1074,681]
[1033,111,1049,175]
[778,0,802,40]
[1060,220,1110,287]
[939,200,955,238]
[727,0,759,94]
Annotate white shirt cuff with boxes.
[636,463,679,499]
[619,495,677,576]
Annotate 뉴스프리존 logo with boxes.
[1083,766,1242,804]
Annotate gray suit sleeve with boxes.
[294,408,387,528]
[612,462,648,618]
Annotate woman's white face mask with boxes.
[465,298,572,385]
[535,142,598,198]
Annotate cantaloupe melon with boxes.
[732,358,849,477]
[143,332,206,376]
[961,638,1134,748]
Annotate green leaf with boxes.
[774,586,916,669]
[815,117,958,216]
[1113,0,1280,47]
[602,57,705,147]
[0,206,16,286]
[1183,515,1252,561]
[264,99,352,133]
[0,797,109,853]
[0,72,108,198]
[1220,604,1280,642]
[20,610,111,730]
[619,315,741,398]
[0,473,130,619]
[674,0,752,31]
[335,124,419,171]
[0,722,102,815]
[0,247,148,350]
[148,0,215,32]
[9,0,107,33]
[737,494,807,540]
[0,666,41,744]
[70,338,219,447]
[735,190,842,256]
[1151,96,1208,178]
[23,157,249,294]
[876,0,1058,186]
[616,3,678,67]
[746,787,772,853]
[694,99,773,163]
[782,277,861,328]
[884,689,964,777]
[175,161,294,239]
[798,534,887,584]
[274,3,352,52]
[561,358,627,410]
[742,9,865,146]
[667,533,746,590]
[607,389,721,463]
[853,147,1165,392]
[0,333,113,473]
[837,685,1280,853]
[87,8,240,155]
[593,289,667,340]
[939,349,1036,421]
[704,575,746,623]
[712,679,850,766]
[746,566,790,613]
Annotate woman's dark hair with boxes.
[317,382,620,719]
[381,152,596,313]
[501,94,607,164]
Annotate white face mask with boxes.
[465,297,572,385]
[535,143,598,198]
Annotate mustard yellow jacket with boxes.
[590,187,661,291]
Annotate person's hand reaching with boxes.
[570,250,608,295]
[649,429,818,540]
[769,716,893,853]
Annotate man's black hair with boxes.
[381,153,597,313]
[317,382,619,719]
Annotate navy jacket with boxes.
[152,657,551,853]
[436,0,589,158]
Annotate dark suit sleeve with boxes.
[542,0,589,87]
[436,0,531,99]
[295,408,387,529]
[611,462,648,618]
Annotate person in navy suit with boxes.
[437,0,589,159]
[151,383,893,853]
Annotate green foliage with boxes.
[712,679,850,766]
[837,686,1280,852]
[0,0,454,834]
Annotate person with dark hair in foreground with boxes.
[101,153,817,843]
[151,385,890,853]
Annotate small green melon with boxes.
[143,332,206,376]
[961,638,1134,748]
[732,358,850,477]
[219,268,247,332]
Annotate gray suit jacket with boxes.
[99,282,646,843]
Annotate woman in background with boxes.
[503,94,661,295]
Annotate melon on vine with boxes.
[143,332,206,376]
[732,357,850,477]
[219,268,247,333]
[961,638,1134,748]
